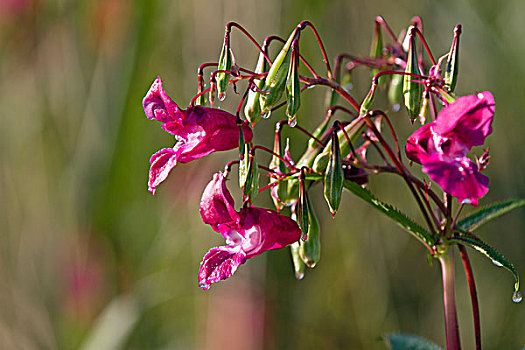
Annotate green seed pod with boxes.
[418,91,429,124]
[370,19,383,80]
[244,50,269,124]
[323,129,344,216]
[299,198,321,268]
[360,83,377,116]
[285,41,301,126]
[388,72,404,111]
[290,242,306,280]
[239,141,249,189]
[268,124,288,211]
[194,75,207,107]
[243,149,259,201]
[216,33,233,99]
[312,118,366,173]
[403,26,422,121]
[260,30,297,113]
[297,169,310,240]
[444,25,461,93]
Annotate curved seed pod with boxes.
[244,50,269,124]
[324,129,344,216]
[216,33,233,98]
[299,198,321,268]
[403,26,422,121]
[260,30,297,113]
[444,25,461,92]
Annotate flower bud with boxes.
[260,30,297,113]
[324,128,344,216]
[444,25,461,93]
[216,32,233,99]
[403,27,423,121]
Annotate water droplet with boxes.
[345,82,353,91]
[288,116,297,127]
[462,199,472,205]
[512,290,522,303]
[262,110,271,119]
[199,283,210,290]
[392,103,400,112]
[218,92,226,101]
[492,260,504,267]
[306,261,317,269]
[306,85,316,90]
[301,233,308,241]
[295,272,304,280]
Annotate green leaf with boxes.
[457,199,525,232]
[449,232,520,293]
[383,333,443,350]
[343,180,434,247]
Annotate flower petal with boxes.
[433,91,495,148]
[238,207,301,258]
[148,148,179,194]
[198,246,247,289]
[200,172,239,227]
[143,77,182,123]
[406,123,434,164]
[422,154,489,206]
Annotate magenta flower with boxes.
[406,92,494,205]
[143,77,253,194]
[198,172,302,289]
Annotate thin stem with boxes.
[374,16,405,58]
[300,76,360,111]
[412,27,437,65]
[439,249,462,350]
[458,245,482,350]
[264,35,320,78]
[226,22,272,65]
[251,145,296,170]
[298,21,334,80]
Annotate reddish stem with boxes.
[440,249,462,350]
[226,22,272,65]
[458,245,482,350]
[298,21,334,80]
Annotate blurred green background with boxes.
[1,0,524,349]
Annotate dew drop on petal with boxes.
[262,110,271,119]
[512,290,522,303]
[295,271,304,280]
[199,283,210,290]
[218,92,226,101]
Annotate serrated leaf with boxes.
[457,199,525,232]
[343,180,434,247]
[449,233,520,292]
[383,333,443,350]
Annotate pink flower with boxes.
[198,172,302,289]
[143,77,253,194]
[406,92,495,205]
